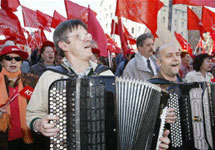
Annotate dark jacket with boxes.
[29,62,55,77]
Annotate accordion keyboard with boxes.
[168,93,183,148]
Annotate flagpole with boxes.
[187,33,189,52]
[168,0,173,31]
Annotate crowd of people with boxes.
[0,19,214,150]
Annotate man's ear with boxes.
[156,58,162,67]
[58,41,69,52]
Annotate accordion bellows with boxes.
[48,76,162,150]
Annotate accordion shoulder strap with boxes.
[46,64,111,77]
[46,65,76,77]
[148,78,174,85]
[92,64,111,76]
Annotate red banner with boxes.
[0,9,26,44]
[173,0,215,8]
[1,0,20,11]
[88,7,108,57]
[175,32,193,56]
[202,7,215,32]
[64,0,96,23]
[36,10,52,32]
[19,86,34,100]
[187,7,201,30]
[51,10,67,28]
[115,0,163,37]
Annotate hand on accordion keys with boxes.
[159,129,170,150]
[33,115,59,137]
[165,108,176,124]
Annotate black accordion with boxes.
[165,82,215,150]
[48,76,164,150]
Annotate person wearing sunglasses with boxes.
[0,45,38,150]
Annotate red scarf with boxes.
[0,68,33,143]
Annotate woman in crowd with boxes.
[29,41,56,77]
[0,45,38,150]
[179,51,193,79]
[185,53,214,82]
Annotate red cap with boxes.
[0,46,29,60]
[40,41,56,53]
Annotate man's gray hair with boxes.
[155,43,179,60]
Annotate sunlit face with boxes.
[157,45,181,78]
[60,25,93,61]
[2,53,22,73]
[41,46,55,65]
[138,38,154,58]
[200,57,213,72]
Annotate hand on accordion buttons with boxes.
[166,108,176,124]
[34,115,59,137]
[159,129,170,150]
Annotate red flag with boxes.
[51,10,67,28]
[22,6,50,31]
[202,7,215,32]
[22,6,41,28]
[111,19,130,37]
[0,39,7,45]
[187,7,205,39]
[64,0,96,23]
[26,31,37,49]
[111,19,136,46]
[187,7,201,30]
[19,86,34,100]
[118,17,129,56]
[111,19,119,35]
[173,0,215,8]
[88,7,108,57]
[40,29,47,43]
[115,0,163,37]
[36,10,52,32]
[0,9,25,43]
[33,29,47,48]
[64,0,85,19]
[1,0,20,11]
[174,32,193,56]
[106,34,120,54]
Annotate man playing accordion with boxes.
[26,19,170,150]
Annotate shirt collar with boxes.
[142,55,151,64]
[61,57,93,78]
